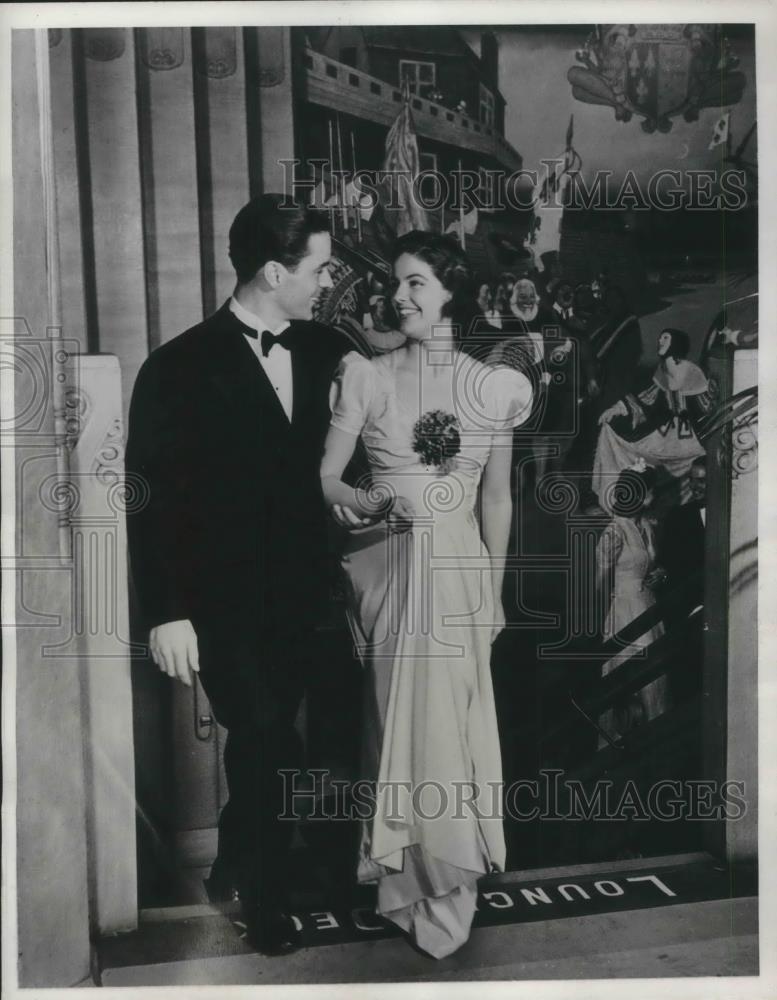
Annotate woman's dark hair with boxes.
[661,327,690,360]
[228,193,330,285]
[391,231,472,328]
[608,465,658,517]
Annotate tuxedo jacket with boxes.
[126,302,347,635]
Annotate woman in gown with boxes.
[320,232,533,958]
[596,463,667,744]
[592,327,711,511]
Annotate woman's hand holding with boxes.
[331,503,375,531]
[330,494,416,533]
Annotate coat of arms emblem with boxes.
[568,24,745,133]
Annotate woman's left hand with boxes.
[331,503,375,530]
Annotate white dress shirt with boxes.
[230,297,293,421]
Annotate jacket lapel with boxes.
[207,304,291,449]
[289,335,314,430]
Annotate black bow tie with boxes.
[239,321,292,357]
[260,329,292,357]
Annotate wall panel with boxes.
[12,29,92,987]
[48,29,88,352]
[192,26,250,315]
[256,26,296,192]
[79,28,149,419]
[136,28,203,345]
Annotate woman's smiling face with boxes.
[392,253,451,341]
[657,330,673,356]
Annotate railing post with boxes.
[702,347,757,863]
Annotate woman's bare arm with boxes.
[481,431,514,622]
[321,425,380,525]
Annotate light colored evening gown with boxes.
[330,349,532,958]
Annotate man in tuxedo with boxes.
[126,194,345,955]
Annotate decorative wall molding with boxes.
[65,385,90,447]
[140,27,185,70]
[257,26,285,86]
[94,416,125,484]
[83,28,126,62]
[196,26,237,79]
[64,357,129,517]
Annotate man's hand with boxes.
[149,619,200,687]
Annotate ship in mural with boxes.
[294,27,531,284]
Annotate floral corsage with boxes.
[412,409,461,475]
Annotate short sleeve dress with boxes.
[329,349,532,958]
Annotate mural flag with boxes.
[380,79,430,235]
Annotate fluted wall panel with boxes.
[136,28,203,347]
[47,26,295,414]
[76,27,150,415]
[48,29,88,353]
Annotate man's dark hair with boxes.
[228,194,330,285]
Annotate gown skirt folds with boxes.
[330,350,532,958]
